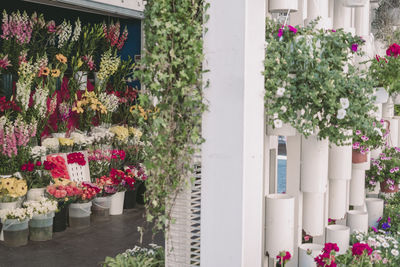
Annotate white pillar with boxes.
[354,1,370,36]
[333,0,352,30]
[202,0,266,266]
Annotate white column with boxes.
[333,0,352,30]
[202,0,266,266]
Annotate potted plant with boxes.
[367,147,400,193]
[123,165,147,209]
[92,175,116,220]
[21,160,56,201]
[23,197,57,241]
[0,207,33,247]
[108,168,129,215]
[314,243,339,267]
[0,177,27,210]
[68,182,99,228]
[58,137,74,153]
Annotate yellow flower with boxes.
[110,126,129,141]
[51,69,61,77]
[54,178,73,186]
[129,105,136,113]
[2,178,15,193]
[14,180,27,196]
[59,137,74,146]
[56,54,68,64]
[40,67,50,77]
[77,58,83,68]
[129,127,143,140]
[100,105,107,114]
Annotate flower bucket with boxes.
[352,150,367,163]
[299,243,323,267]
[301,135,329,193]
[346,210,368,234]
[3,218,29,247]
[136,182,146,205]
[1,73,13,101]
[325,225,350,255]
[53,205,68,232]
[365,198,384,228]
[26,188,46,201]
[268,0,298,12]
[123,189,138,209]
[380,180,399,193]
[74,71,88,91]
[302,192,325,236]
[265,194,295,258]
[69,202,92,228]
[0,201,18,210]
[93,72,99,86]
[92,197,111,221]
[342,0,367,7]
[110,191,125,215]
[29,213,54,241]
[266,123,296,136]
[350,168,365,206]
[328,179,347,220]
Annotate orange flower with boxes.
[56,54,67,64]
[51,69,61,77]
[39,67,50,77]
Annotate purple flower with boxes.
[387,179,395,185]
[278,28,283,37]
[382,222,391,230]
[380,119,385,125]
[355,130,362,135]
[351,43,358,52]
[331,29,336,32]
[377,217,382,222]
[288,25,297,34]
[388,217,391,223]
[361,135,369,141]
[389,185,395,191]
[353,142,360,149]
[369,180,377,185]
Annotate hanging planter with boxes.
[342,0,367,7]
[69,202,92,228]
[299,243,323,267]
[26,188,46,201]
[328,142,352,180]
[350,167,365,206]
[352,150,367,164]
[53,204,68,232]
[268,0,298,13]
[346,210,368,234]
[3,218,29,247]
[301,136,329,193]
[328,179,347,220]
[365,198,384,228]
[110,191,126,215]
[267,123,297,136]
[325,225,350,255]
[265,194,295,258]
[302,192,325,236]
[380,180,399,193]
[29,212,54,241]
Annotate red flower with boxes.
[36,161,42,166]
[352,243,372,256]
[386,43,400,57]
[43,160,56,170]
[27,162,35,172]
[67,152,86,166]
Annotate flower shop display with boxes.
[21,160,56,201]
[24,198,57,241]
[346,210,368,234]
[265,194,295,258]
[0,207,33,247]
[298,243,323,267]
[365,198,384,228]
[92,176,115,220]
[325,225,350,255]
[68,182,99,228]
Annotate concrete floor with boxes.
[0,206,164,267]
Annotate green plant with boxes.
[353,119,387,154]
[366,147,400,190]
[371,0,400,46]
[264,18,375,145]
[133,0,207,232]
[103,245,164,267]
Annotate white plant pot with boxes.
[74,71,88,91]
[328,143,352,180]
[328,179,347,220]
[265,194,295,258]
[370,148,382,160]
[0,201,19,241]
[342,0,367,7]
[382,97,394,118]
[394,94,400,104]
[373,87,389,104]
[267,123,296,136]
[387,117,399,147]
[365,198,384,228]
[93,72,99,86]
[299,243,323,267]
[349,168,365,206]
[301,136,329,193]
[303,192,325,236]
[346,210,368,234]
[26,188,46,201]
[268,0,298,12]
[325,225,350,255]
[109,191,125,215]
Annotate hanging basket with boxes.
[342,0,367,7]
[346,210,368,234]
[3,218,29,247]
[29,213,54,241]
[69,202,92,228]
[352,150,367,163]
[365,198,384,228]
[380,180,399,193]
[299,243,323,267]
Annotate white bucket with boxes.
[69,202,92,218]
[74,71,88,91]
[302,192,325,236]
[298,243,323,267]
[325,225,350,255]
[109,191,126,215]
[365,198,384,228]
[346,210,368,234]
[26,188,46,201]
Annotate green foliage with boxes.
[372,0,400,45]
[369,52,400,96]
[264,18,376,145]
[366,147,400,190]
[103,246,164,267]
[134,0,207,231]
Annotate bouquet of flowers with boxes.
[20,160,56,189]
[74,182,100,203]
[46,179,82,205]
[0,177,28,202]
[23,197,58,215]
[41,137,59,154]
[72,91,107,132]
[88,149,111,177]
[95,175,116,196]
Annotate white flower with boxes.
[42,138,59,150]
[99,92,119,113]
[382,242,390,248]
[392,249,399,256]
[276,87,285,97]
[70,18,81,42]
[356,235,363,241]
[280,106,287,113]
[300,109,305,116]
[336,109,346,120]
[274,119,283,128]
[340,98,349,109]
[273,113,279,119]
[31,146,47,159]
[374,127,383,136]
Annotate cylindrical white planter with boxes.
[299,243,323,267]
[350,168,365,206]
[328,179,347,220]
[301,136,329,193]
[303,192,325,236]
[269,0,298,12]
[0,201,19,241]
[74,71,88,91]
[347,210,368,234]
[365,198,384,228]
[373,87,389,104]
[370,148,382,160]
[382,97,394,118]
[328,143,352,180]
[26,188,46,201]
[267,123,296,136]
[372,104,382,120]
[265,194,295,258]
[325,225,350,255]
[343,0,367,7]
[387,117,399,147]
[109,191,126,215]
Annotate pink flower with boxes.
[361,135,369,141]
[278,28,283,37]
[288,25,297,34]
[355,130,362,135]
[351,43,358,52]
[353,142,360,149]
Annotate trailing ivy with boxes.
[135,0,207,232]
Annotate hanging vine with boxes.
[134,0,208,232]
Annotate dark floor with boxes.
[0,206,164,267]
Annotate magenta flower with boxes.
[355,130,362,135]
[353,142,360,149]
[361,135,369,141]
[288,25,297,34]
[331,29,336,32]
[351,43,358,52]
[277,28,283,37]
